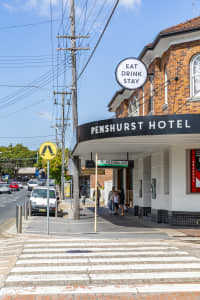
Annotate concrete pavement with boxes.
[2,203,200,298]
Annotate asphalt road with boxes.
[0,187,28,226]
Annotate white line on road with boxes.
[6,273,89,282]
[20,251,188,258]
[22,246,178,253]
[6,271,200,283]
[11,263,200,273]
[2,284,200,296]
[16,256,199,265]
[24,242,170,247]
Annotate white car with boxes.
[30,186,57,216]
[27,179,39,191]
[0,183,11,194]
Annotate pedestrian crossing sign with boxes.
[39,142,58,161]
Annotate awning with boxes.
[72,114,200,160]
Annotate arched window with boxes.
[191,54,200,98]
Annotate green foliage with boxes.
[36,148,69,185]
[0,144,37,176]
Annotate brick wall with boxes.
[90,168,112,189]
[117,39,200,118]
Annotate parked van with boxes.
[30,186,57,216]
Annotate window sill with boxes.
[187,97,200,102]
[148,111,154,116]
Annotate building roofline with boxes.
[139,26,200,60]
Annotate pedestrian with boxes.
[80,185,87,205]
[119,188,125,216]
[112,190,119,215]
[93,183,101,215]
[108,186,115,214]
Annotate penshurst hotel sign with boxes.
[77,114,200,143]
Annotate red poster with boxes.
[191,150,200,193]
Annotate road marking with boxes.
[20,251,188,258]
[6,274,89,282]
[90,271,200,280]
[24,241,170,247]
[6,271,200,283]
[16,256,199,265]
[26,238,164,242]
[3,284,200,295]
[11,263,200,273]
[22,246,178,253]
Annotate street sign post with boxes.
[39,142,58,235]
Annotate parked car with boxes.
[30,186,58,216]
[16,182,23,189]
[9,182,19,191]
[27,179,39,191]
[0,183,11,194]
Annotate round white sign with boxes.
[115,57,148,90]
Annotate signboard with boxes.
[115,57,147,90]
[77,114,196,143]
[39,142,58,161]
[85,160,134,168]
[81,168,105,175]
[191,150,200,193]
[98,160,134,168]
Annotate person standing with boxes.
[108,186,115,214]
[113,190,119,215]
[119,188,125,216]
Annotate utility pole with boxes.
[57,0,89,219]
[54,91,71,201]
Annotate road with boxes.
[0,188,28,226]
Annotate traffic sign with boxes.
[39,142,58,161]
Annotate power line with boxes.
[77,0,119,80]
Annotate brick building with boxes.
[73,16,200,225]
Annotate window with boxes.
[128,93,139,116]
[148,77,154,114]
[191,54,200,98]
[164,67,168,104]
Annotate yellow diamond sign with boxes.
[39,142,58,161]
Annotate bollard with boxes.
[28,200,32,217]
[16,204,18,230]
[55,201,58,218]
[17,205,22,233]
[24,200,28,220]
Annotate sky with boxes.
[0,0,199,151]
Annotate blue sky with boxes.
[0,0,198,150]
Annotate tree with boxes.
[35,148,69,185]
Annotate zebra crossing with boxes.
[1,238,200,295]
[0,237,25,287]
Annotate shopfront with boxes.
[72,113,200,225]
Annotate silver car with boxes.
[0,183,11,194]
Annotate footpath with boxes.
[1,202,200,299]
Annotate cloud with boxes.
[2,2,17,12]
[119,0,141,9]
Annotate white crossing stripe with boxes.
[16,256,200,265]
[91,271,200,280]
[6,271,200,283]
[24,241,170,247]
[20,251,188,258]
[3,284,200,296]
[26,239,163,243]
[11,263,200,273]
[6,274,89,282]
[22,246,178,252]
